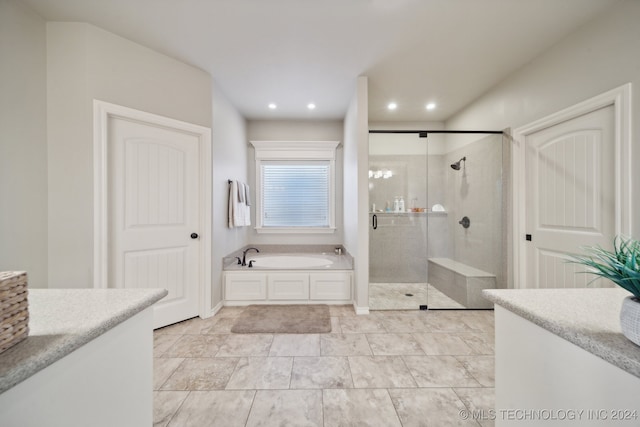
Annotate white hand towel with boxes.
[228,180,237,228]
[238,181,245,204]
[233,181,245,227]
[244,203,251,227]
[229,180,251,227]
[244,183,251,206]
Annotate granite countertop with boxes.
[483,288,640,378]
[0,288,167,394]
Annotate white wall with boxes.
[369,121,447,154]
[47,22,212,288]
[246,120,345,245]
[343,76,369,311]
[0,0,48,288]
[211,81,249,308]
[446,0,640,237]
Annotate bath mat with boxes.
[231,305,331,334]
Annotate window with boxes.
[250,141,339,233]
[262,162,330,227]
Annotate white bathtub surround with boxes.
[224,270,353,305]
[484,288,640,426]
[225,253,351,271]
[224,244,353,271]
[0,288,166,427]
[223,245,353,306]
[429,258,495,309]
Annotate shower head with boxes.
[450,157,466,170]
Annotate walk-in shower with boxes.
[368,130,507,310]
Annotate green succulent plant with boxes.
[571,236,640,299]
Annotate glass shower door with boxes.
[368,132,429,310]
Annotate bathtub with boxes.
[247,254,333,269]
[224,251,352,271]
[223,248,353,304]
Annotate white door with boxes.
[109,116,200,328]
[525,105,615,288]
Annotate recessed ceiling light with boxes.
[426,102,437,111]
[387,102,397,110]
[307,103,316,110]
[268,103,277,109]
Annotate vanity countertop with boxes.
[483,288,640,378]
[0,288,167,394]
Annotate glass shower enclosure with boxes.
[368,130,506,310]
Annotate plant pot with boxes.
[620,296,640,346]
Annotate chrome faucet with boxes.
[242,247,260,266]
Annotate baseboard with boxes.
[353,302,369,315]
[206,301,224,318]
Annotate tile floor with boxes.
[369,283,465,310]
[153,306,495,427]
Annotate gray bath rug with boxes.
[231,305,331,334]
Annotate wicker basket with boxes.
[0,271,29,354]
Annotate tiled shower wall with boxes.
[368,135,505,287]
[444,134,505,289]
[369,155,451,283]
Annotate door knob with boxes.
[190,233,199,239]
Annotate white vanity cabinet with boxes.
[484,289,640,426]
[0,289,166,427]
[223,271,352,305]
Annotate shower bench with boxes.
[428,258,495,309]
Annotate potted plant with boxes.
[572,236,640,346]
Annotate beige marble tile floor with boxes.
[153,306,495,427]
[369,283,466,310]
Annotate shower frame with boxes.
[367,129,506,310]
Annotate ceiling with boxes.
[22,0,619,122]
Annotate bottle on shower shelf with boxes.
[393,196,400,213]
[399,197,405,213]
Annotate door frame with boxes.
[93,100,213,317]
[512,84,632,288]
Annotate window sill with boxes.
[255,227,336,234]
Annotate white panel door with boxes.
[109,116,200,328]
[525,105,615,289]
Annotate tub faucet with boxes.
[242,247,260,266]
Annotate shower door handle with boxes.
[372,214,377,230]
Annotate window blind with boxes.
[261,162,330,227]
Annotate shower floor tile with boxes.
[369,283,465,310]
